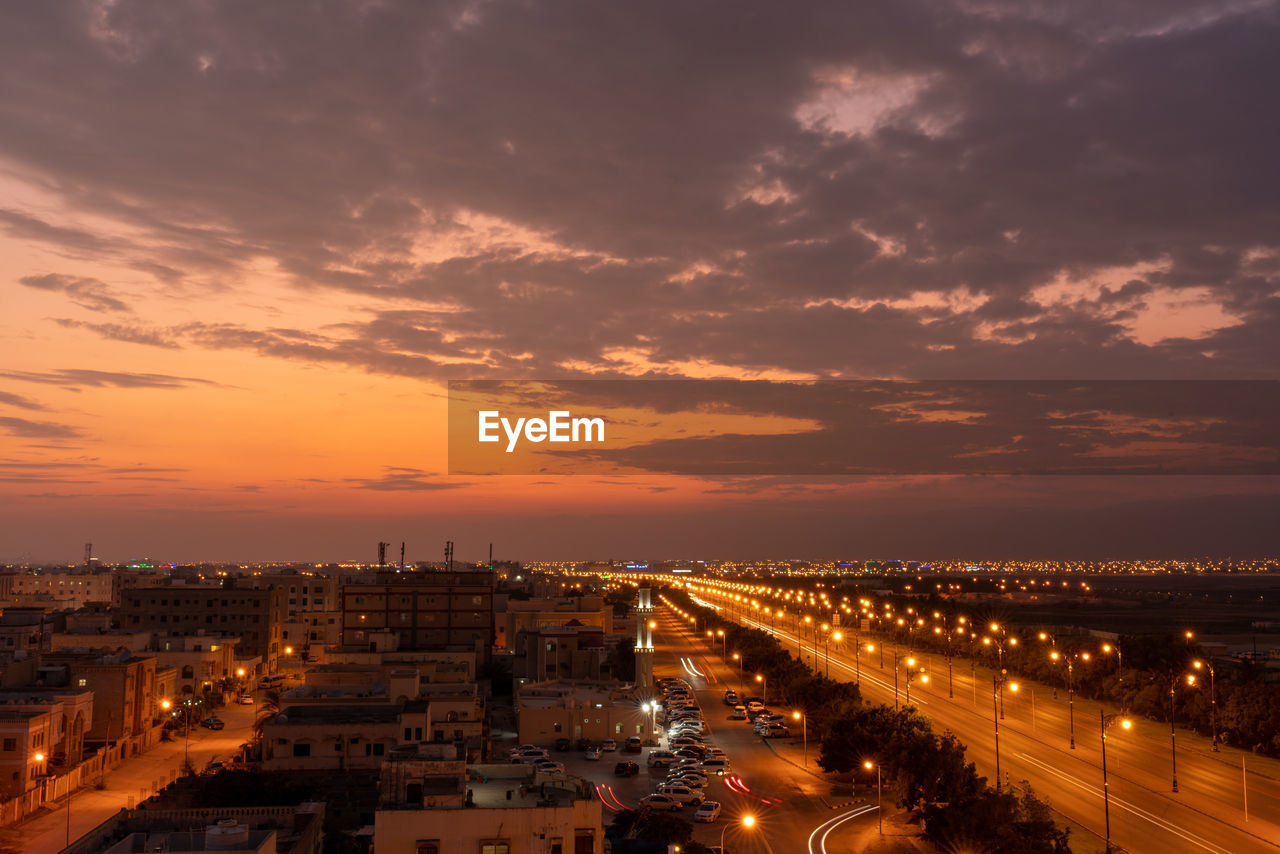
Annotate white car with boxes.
[585,747,600,761]
[534,759,565,774]
[601,739,617,752]
[639,794,681,812]
[705,747,727,759]
[666,771,708,789]
[694,801,722,823]
[700,758,732,775]
[655,783,705,806]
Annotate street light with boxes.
[864,761,883,835]
[1050,650,1088,748]
[1100,712,1132,852]
[992,670,1015,790]
[1170,675,1188,792]
[722,813,756,851]
[1101,643,1123,683]
[1191,660,1218,750]
[731,652,742,688]
[755,673,767,704]
[793,710,807,766]
[827,629,842,679]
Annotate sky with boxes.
[2,0,1279,563]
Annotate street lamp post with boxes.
[755,673,767,704]
[1100,711,1132,852]
[793,710,807,766]
[864,761,883,835]
[1170,675,1184,793]
[992,672,1015,790]
[1102,642,1123,683]
[732,652,743,689]
[827,630,841,678]
[722,813,755,851]
[1192,660,1218,750]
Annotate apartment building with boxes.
[120,585,285,674]
[38,651,158,747]
[341,570,495,653]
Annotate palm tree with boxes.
[253,689,282,741]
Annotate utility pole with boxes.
[399,542,405,570]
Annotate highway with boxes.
[689,597,1280,854]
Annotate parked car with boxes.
[700,758,732,775]
[674,748,706,762]
[554,738,572,752]
[745,701,765,713]
[666,771,708,789]
[585,747,600,761]
[647,750,678,768]
[639,794,680,811]
[237,694,255,705]
[534,759,565,774]
[655,783,705,806]
[200,717,225,730]
[204,759,225,775]
[762,725,791,738]
[728,707,748,721]
[705,747,727,759]
[723,690,739,705]
[614,761,640,777]
[624,736,643,753]
[601,739,618,752]
[575,737,591,751]
[694,801,723,822]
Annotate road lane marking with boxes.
[1016,752,1233,854]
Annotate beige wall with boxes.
[374,798,602,854]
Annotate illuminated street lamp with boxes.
[863,761,883,835]
[755,673,767,704]
[731,651,743,687]
[1170,675,1189,792]
[717,629,726,658]
[1101,642,1123,683]
[793,710,807,766]
[1191,660,1218,750]
[1100,712,1132,852]
[722,813,755,851]
[825,629,842,678]
[1050,650,1089,748]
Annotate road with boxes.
[702,598,1280,854]
[645,610,926,854]
[7,700,257,854]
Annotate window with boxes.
[574,831,595,854]
[480,844,510,854]
[553,722,562,733]
[416,843,440,854]
[2,739,14,751]
[292,743,310,757]
[78,678,88,687]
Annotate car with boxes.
[647,750,678,768]
[705,747,727,759]
[694,801,723,822]
[534,759,565,774]
[674,748,706,762]
[670,737,703,749]
[728,708,747,720]
[624,736,643,753]
[762,725,791,738]
[655,783,705,806]
[639,794,680,811]
[666,772,708,789]
[700,758,732,775]
[723,690,738,705]
[585,747,600,761]
[200,717,225,730]
[613,761,640,777]
[575,737,591,751]
[746,701,765,713]
[515,749,549,763]
[204,759,225,775]
[237,694,255,705]
[554,738,572,752]
[601,739,617,752]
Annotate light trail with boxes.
[807,804,878,854]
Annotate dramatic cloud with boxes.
[0,416,81,439]
[0,369,218,390]
[20,273,131,312]
[0,391,47,410]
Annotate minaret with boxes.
[635,587,654,690]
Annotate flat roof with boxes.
[276,704,400,724]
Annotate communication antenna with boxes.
[377,542,390,566]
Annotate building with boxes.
[515,681,649,746]
[64,803,325,854]
[0,571,117,609]
[120,585,285,674]
[514,624,610,684]
[260,704,429,771]
[248,573,340,615]
[374,753,603,854]
[38,651,158,747]
[150,635,245,698]
[495,595,613,651]
[0,708,55,797]
[341,570,494,654]
[0,687,94,774]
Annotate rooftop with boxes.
[274,704,400,725]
